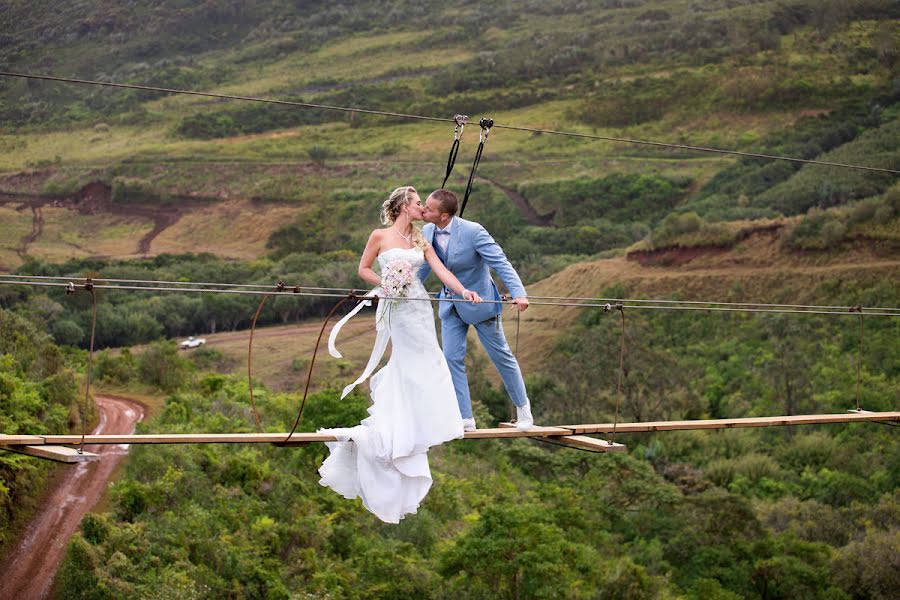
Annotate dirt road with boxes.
[0,395,145,600]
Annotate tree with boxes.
[137,341,190,392]
[439,504,602,599]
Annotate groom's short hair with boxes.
[430,189,459,217]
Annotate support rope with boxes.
[460,118,493,217]
[442,115,468,188]
[850,305,864,412]
[281,294,357,444]
[611,303,625,445]
[247,282,288,432]
[65,279,97,452]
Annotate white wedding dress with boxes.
[318,247,464,523]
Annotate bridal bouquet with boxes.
[381,258,414,300]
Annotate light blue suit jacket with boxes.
[419,217,526,324]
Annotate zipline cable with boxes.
[4,274,899,314]
[0,72,447,124]
[2,279,899,316]
[2,71,897,175]
[0,273,357,294]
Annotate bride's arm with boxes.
[424,245,482,303]
[357,230,383,287]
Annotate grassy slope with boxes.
[515,228,899,382]
[1,2,896,270]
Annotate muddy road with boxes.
[0,395,145,600]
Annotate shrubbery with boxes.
[646,211,736,249]
[783,185,900,250]
[0,309,86,548]
[519,173,692,227]
[690,96,898,219]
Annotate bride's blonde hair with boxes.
[381,186,427,251]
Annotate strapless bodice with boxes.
[377,247,425,269]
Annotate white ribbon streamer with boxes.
[327,288,392,399]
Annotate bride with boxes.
[319,185,482,523]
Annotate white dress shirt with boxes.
[434,221,452,254]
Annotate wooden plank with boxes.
[0,412,893,446]
[497,423,626,453]
[463,426,573,439]
[37,428,574,444]
[39,432,341,445]
[2,445,100,463]
[563,412,900,435]
[547,435,627,453]
[0,434,46,445]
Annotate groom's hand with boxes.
[511,297,529,312]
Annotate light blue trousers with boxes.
[441,307,528,419]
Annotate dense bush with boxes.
[176,100,334,139]
[689,96,898,218]
[51,368,900,598]
[519,173,692,227]
[0,309,86,549]
[648,212,736,249]
[137,341,190,392]
[783,186,900,250]
[753,115,900,215]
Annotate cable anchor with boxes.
[453,114,469,139]
[479,117,493,142]
[442,115,470,188]
[603,302,624,313]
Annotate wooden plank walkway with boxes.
[4,445,100,463]
[1,412,894,451]
[561,412,900,435]
[498,422,626,453]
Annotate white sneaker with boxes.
[515,403,534,431]
[462,418,477,431]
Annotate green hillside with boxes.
[1,0,898,274]
[1,1,899,598]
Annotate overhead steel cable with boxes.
[2,278,899,317]
[0,71,448,124]
[1,71,897,175]
[0,273,355,293]
[519,294,900,313]
[488,122,900,174]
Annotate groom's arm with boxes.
[472,225,526,299]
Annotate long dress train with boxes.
[318,247,464,523]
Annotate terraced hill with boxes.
[1,0,897,276]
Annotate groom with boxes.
[419,188,534,431]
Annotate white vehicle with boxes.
[180,336,206,349]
